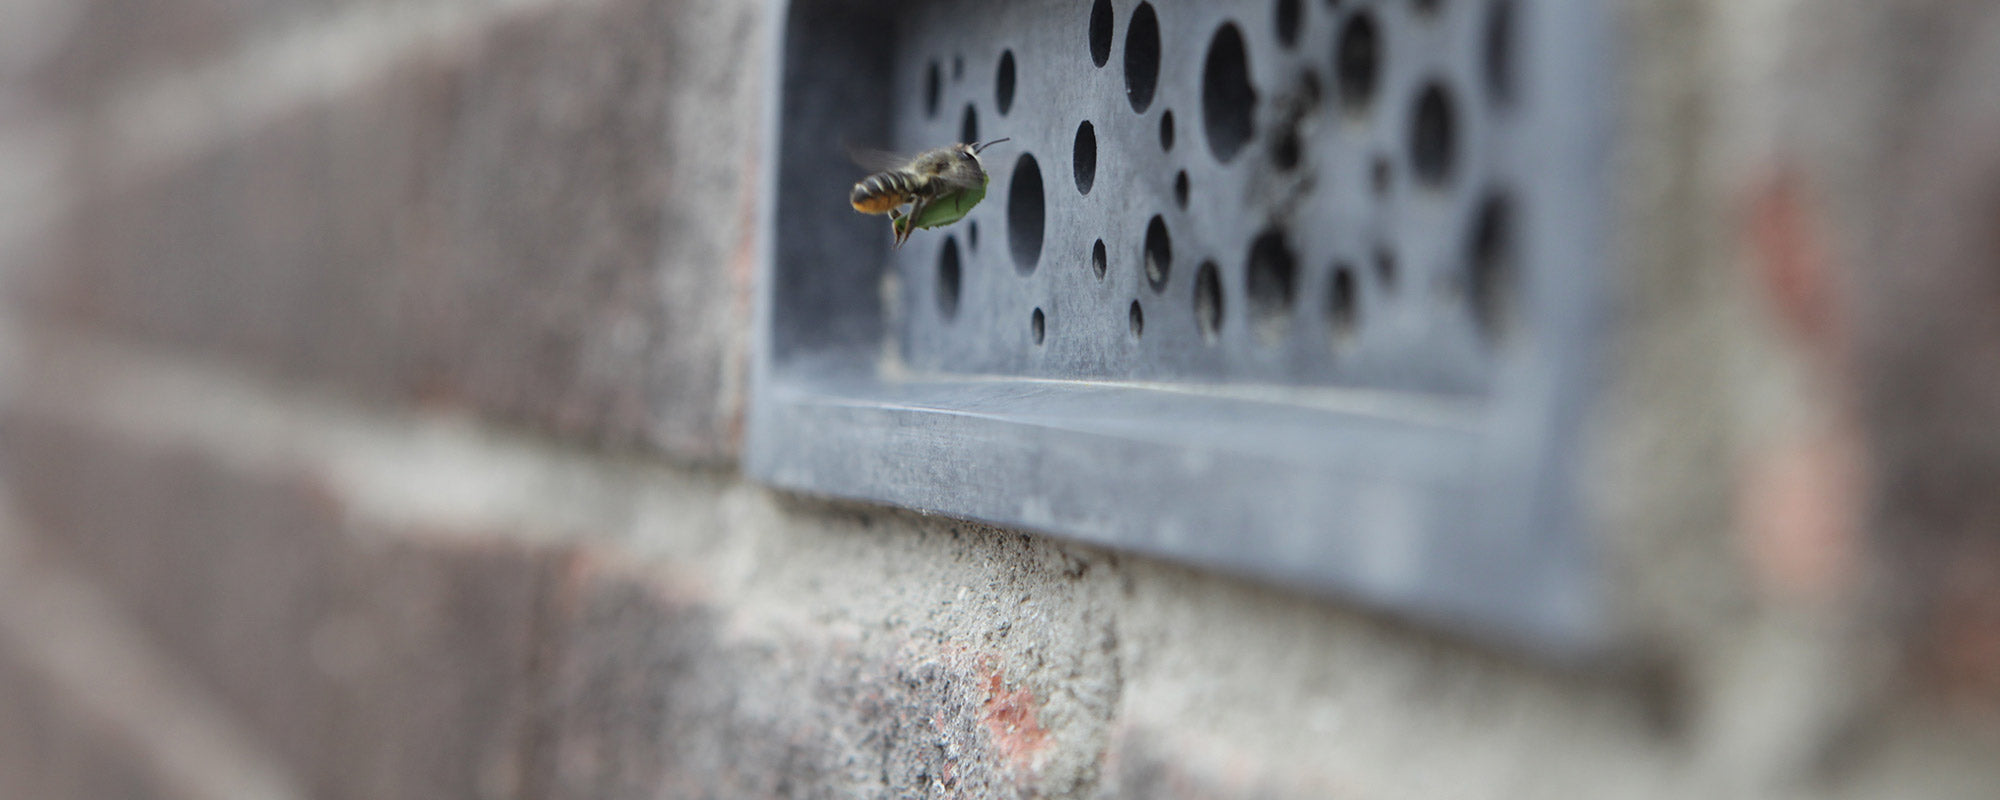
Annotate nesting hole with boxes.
[1246,230,1299,344]
[1371,155,1392,195]
[1275,0,1303,48]
[1202,23,1256,162]
[937,235,962,319]
[1410,82,1458,186]
[1374,247,1397,290]
[1328,263,1359,346]
[1089,0,1114,67]
[1092,239,1108,280]
[1129,300,1145,338]
[1486,0,1518,106]
[1415,0,1444,15]
[953,55,965,80]
[1469,193,1519,344]
[1125,3,1162,112]
[1336,12,1380,113]
[1159,110,1176,151]
[1073,121,1097,195]
[924,61,942,118]
[1173,171,1190,208]
[1272,123,1303,170]
[1143,215,1172,292]
[1032,307,1047,345]
[1194,261,1224,343]
[961,104,979,146]
[996,50,1017,115]
[968,220,980,250]
[1008,154,1046,273]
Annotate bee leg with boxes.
[894,198,929,249]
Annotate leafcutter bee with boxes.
[850,138,1010,247]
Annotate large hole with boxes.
[1008,154,1046,273]
[1328,262,1359,346]
[1073,121,1097,195]
[937,235,962,319]
[1202,23,1256,163]
[1246,229,1298,344]
[1469,193,1519,344]
[961,104,979,146]
[1173,171,1190,208]
[1089,0,1115,68]
[1125,3,1161,112]
[1485,0,1518,106]
[1336,12,1380,113]
[1160,109,1176,151]
[1410,82,1458,186]
[1194,261,1224,343]
[1275,0,1303,48]
[1092,238,1108,280]
[1143,215,1172,292]
[1129,300,1145,338]
[996,50,1017,115]
[924,61,942,118]
[1032,307,1047,345]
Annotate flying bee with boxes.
[850,138,1010,248]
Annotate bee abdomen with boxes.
[851,170,920,214]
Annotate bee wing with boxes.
[845,144,914,174]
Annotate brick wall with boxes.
[2,1,1998,798]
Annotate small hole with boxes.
[1410,81,1458,186]
[1129,300,1145,338]
[1092,239,1108,279]
[1272,126,1303,170]
[1371,155,1392,195]
[996,50,1017,115]
[924,61,942,118]
[1173,171,1190,208]
[1032,307,1047,345]
[1328,263,1359,346]
[1159,110,1176,151]
[1125,3,1162,112]
[1008,154,1046,273]
[1143,215,1172,292]
[1374,247,1397,290]
[1275,0,1304,48]
[1089,0,1115,68]
[1486,0,1518,106]
[937,236,962,319]
[1201,23,1256,163]
[1194,261,1224,342]
[968,220,980,250]
[1246,229,1299,344]
[1469,193,1518,343]
[953,55,965,80]
[1415,0,1443,15]
[1073,121,1097,195]
[961,105,979,146]
[1336,12,1381,113]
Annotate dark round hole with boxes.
[1374,247,1397,290]
[1201,23,1256,163]
[1371,154,1392,194]
[1469,193,1518,343]
[954,55,965,80]
[968,220,980,250]
[1089,0,1115,68]
[1143,215,1172,292]
[1092,238,1108,279]
[1073,121,1097,195]
[1485,0,1518,106]
[1031,307,1047,345]
[1125,3,1162,112]
[924,61,942,118]
[1173,171,1190,208]
[1328,263,1359,346]
[961,104,979,146]
[1336,12,1380,112]
[1272,126,1303,170]
[1410,82,1458,186]
[1415,0,1443,15]
[1246,229,1298,344]
[1129,300,1145,338]
[996,50,1017,115]
[1159,109,1176,151]
[937,235,962,319]
[1008,154,1046,273]
[1194,261,1224,342]
[1275,0,1303,48]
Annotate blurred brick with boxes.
[2,417,558,800]
[30,0,761,463]
[0,645,174,800]
[25,0,351,110]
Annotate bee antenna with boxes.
[972,137,1012,154]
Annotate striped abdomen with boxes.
[851,170,926,214]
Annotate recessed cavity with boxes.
[1089,0,1115,68]
[1410,82,1458,186]
[1032,307,1046,345]
[937,236,963,319]
[1073,121,1098,195]
[1276,0,1303,48]
[996,50,1017,115]
[1336,12,1380,112]
[1246,230,1299,343]
[1159,110,1176,151]
[1125,3,1162,112]
[1008,154,1046,273]
[924,61,942,118]
[961,104,979,146]
[1415,0,1443,15]
[1143,215,1172,292]
[1194,261,1224,342]
[953,55,965,80]
[1173,171,1190,208]
[1129,300,1145,338]
[1371,155,1392,194]
[1202,23,1256,163]
[1469,193,1518,343]
[968,220,980,250]
[1272,125,1303,170]
[1328,263,1359,345]
[1486,0,1518,105]
[1092,239,1108,280]
[1375,247,1398,290]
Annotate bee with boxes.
[850,138,1010,247]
